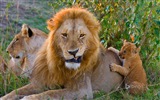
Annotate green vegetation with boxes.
[0,0,52,97]
[0,0,159,99]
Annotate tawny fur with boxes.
[0,55,7,73]
[32,7,101,88]
[0,55,7,94]
[109,41,148,95]
[6,24,47,78]
[1,7,122,100]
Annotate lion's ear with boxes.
[136,47,141,53]
[123,40,127,45]
[133,47,140,54]
[21,24,33,37]
[47,19,54,31]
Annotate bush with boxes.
[51,0,160,74]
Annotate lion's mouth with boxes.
[15,56,20,59]
[120,56,125,59]
[65,56,82,63]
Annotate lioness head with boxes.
[119,40,140,59]
[6,24,34,60]
[6,24,47,76]
[47,7,100,70]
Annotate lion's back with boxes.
[92,49,123,92]
[32,28,48,38]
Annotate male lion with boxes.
[1,7,122,100]
[6,24,47,78]
[109,40,147,95]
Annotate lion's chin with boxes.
[65,62,81,70]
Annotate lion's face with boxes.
[6,24,47,77]
[54,19,94,69]
[6,34,26,60]
[6,24,34,65]
[119,41,139,59]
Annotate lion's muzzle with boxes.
[68,49,79,57]
[65,56,82,70]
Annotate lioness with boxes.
[1,7,122,100]
[109,40,147,95]
[6,24,47,78]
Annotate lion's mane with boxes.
[31,7,101,88]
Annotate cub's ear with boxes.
[137,47,141,53]
[134,47,141,54]
[123,39,127,45]
[21,24,33,37]
[47,18,54,31]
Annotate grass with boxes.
[0,0,52,96]
[0,0,160,99]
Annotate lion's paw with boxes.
[108,47,114,51]
[125,83,131,90]
[109,63,117,72]
[20,95,39,100]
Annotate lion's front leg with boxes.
[21,75,93,100]
[21,89,70,100]
[21,89,90,100]
[1,83,43,100]
[108,47,124,63]
[108,47,119,55]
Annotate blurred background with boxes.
[0,0,159,99]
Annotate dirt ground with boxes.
[1,0,35,33]
[0,0,53,56]
[0,0,53,35]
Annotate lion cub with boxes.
[108,40,147,95]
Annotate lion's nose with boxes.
[68,49,79,57]
[6,49,9,53]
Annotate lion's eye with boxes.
[79,34,85,39]
[61,33,67,38]
[123,50,126,54]
[15,38,19,42]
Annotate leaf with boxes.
[130,34,135,42]
[154,28,159,37]
[105,6,110,11]
[158,91,160,98]
[6,3,11,9]
[148,2,152,8]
